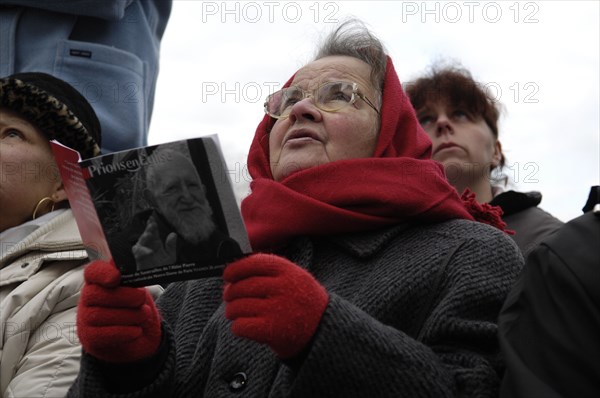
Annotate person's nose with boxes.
[435,113,453,137]
[287,96,323,123]
[179,185,195,203]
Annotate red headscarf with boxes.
[241,56,506,251]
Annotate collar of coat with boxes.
[0,210,87,285]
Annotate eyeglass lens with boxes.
[268,82,355,117]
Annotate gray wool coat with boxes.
[68,219,523,397]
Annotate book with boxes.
[51,135,252,286]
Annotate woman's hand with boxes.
[223,253,329,359]
[77,259,162,363]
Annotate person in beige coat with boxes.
[0,72,102,397]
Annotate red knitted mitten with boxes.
[77,259,162,363]
[223,253,329,359]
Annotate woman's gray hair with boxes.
[314,19,387,105]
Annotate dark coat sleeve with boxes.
[503,206,563,258]
[66,329,176,398]
[275,233,523,398]
[499,212,600,398]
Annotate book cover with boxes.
[51,136,251,286]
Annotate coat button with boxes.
[21,262,29,268]
[229,372,248,391]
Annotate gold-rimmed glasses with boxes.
[264,81,380,119]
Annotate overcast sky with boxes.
[149,0,600,222]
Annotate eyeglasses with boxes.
[264,81,380,119]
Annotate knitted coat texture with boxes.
[68,219,522,397]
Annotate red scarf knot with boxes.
[461,189,514,235]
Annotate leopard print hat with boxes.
[0,72,101,159]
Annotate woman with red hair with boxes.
[406,65,563,258]
[69,21,522,397]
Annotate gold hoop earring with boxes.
[32,197,56,220]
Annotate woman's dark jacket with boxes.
[490,190,563,257]
[68,218,522,397]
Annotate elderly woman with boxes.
[405,65,563,257]
[0,72,101,397]
[69,22,522,397]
